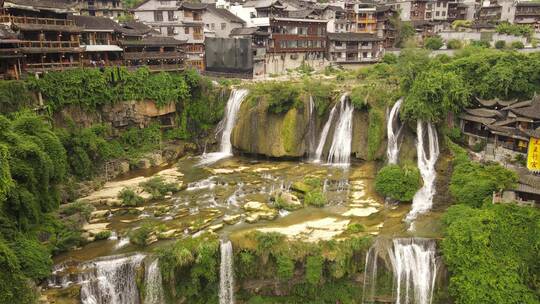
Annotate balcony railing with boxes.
[0,15,75,26]
[25,61,82,71]
[193,34,204,40]
[124,51,184,60]
[19,40,81,48]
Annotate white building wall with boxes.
[264,53,328,75]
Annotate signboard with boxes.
[527,137,540,172]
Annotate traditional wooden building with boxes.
[1,0,83,73]
[0,24,22,79]
[375,6,397,48]
[327,32,382,64]
[73,0,126,18]
[119,36,185,71]
[69,15,123,66]
[514,2,540,30]
[460,96,540,158]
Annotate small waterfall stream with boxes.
[387,98,403,165]
[327,94,354,166]
[80,254,145,304]
[406,121,439,223]
[362,238,439,304]
[144,259,165,304]
[307,95,317,158]
[200,89,249,165]
[313,101,339,163]
[219,240,235,304]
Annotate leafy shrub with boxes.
[381,53,398,64]
[442,204,539,303]
[367,108,385,160]
[12,236,52,281]
[94,230,112,240]
[449,156,517,208]
[276,254,295,280]
[424,36,443,50]
[0,81,34,113]
[470,40,491,48]
[446,39,463,49]
[495,40,506,49]
[118,188,145,206]
[139,176,179,200]
[471,139,486,152]
[375,165,422,201]
[129,223,153,246]
[496,22,533,38]
[0,239,36,304]
[346,223,365,233]
[304,190,326,207]
[59,201,94,221]
[511,41,525,49]
[248,82,302,114]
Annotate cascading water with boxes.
[327,94,354,166]
[199,89,249,165]
[387,98,404,165]
[80,254,145,304]
[313,101,339,163]
[388,238,438,304]
[362,238,439,304]
[406,121,439,223]
[144,259,165,304]
[219,240,235,304]
[307,95,317,158]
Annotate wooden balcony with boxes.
[25,61,82,72]
[0,15,75,26]
[19,40,81,48]
[357,18,377,24]
[193,34,204,40]
[124,51,184,60]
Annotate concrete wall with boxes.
[205,37,253,74]
[264,52,328,75]
[203,11,243,38]
[439,31,527,46]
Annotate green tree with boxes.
[375,165,422,201]
[447,39,463,49]
[495,40,506,49]
[401,68,471,122]
[424,36,443,50]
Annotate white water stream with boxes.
[143,259,165,304]
[327,94,354,166]
[80,254,145,304]
[387,98,403,165]
[219,240,235,304]
[406,121,439,223]
[313,100,339,163]
[200,89,249,165]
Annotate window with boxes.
[184,27,190,34]
[287,40,297,48]
[194,27,202,34]
[221,23,226,30]
[442,11,446,16]
[335,41,342,47]
[168,11,174,21]
[436,11,440,16]
[167,26,174,36]
[211,23,215,30]
[154,11,163,21]
[184,10,192,17]
[437,2,440,7]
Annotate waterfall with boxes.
[362,238,438,304]
[219,240,235,304]
[199,89,249,165]
[406,121,439,223]
[307,95,317,158]
[327,94,354,166]
[313,101,339,163]
[144,259,164,304]
[387,98,403,165]
[80,254,145,304]
[388,238,438,304]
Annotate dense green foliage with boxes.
[0,81,33,114]
[247,82,302,114]
[367,108,385,160]
[495,40,506,49]
[0,113,77,302]
[442,204,540,303]
[448,142,517,207]
[375,164,422,201]
[118,188,144,206]
[496,22,533,38]
[139,176,180,200]
[424,36,443,50]
[30,67,190,111]
[446,39,463,50]
[511,41,525,49]
[156,233,220,304]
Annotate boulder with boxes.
[291,181,310,194]
[275,192,303,211]
[223,214,242,225]
[243,201,267,212]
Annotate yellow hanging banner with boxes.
[528,137,540,171]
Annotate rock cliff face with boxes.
[231,96,388,161]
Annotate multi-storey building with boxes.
[265,17,328,74]
[203,3,245,38]
[0,0,84,74]
[69,15,123,66]
[514,2,540,30]
[73,0,125,18]
[327,32,382,63]
[119,36,185,71]
[375,6,397,47]
[0,24,22,79]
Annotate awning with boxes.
[84,45,123,52]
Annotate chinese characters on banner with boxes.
[527,137,540,172]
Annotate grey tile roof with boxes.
[207,4,246,24]
[327,32,381,42]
